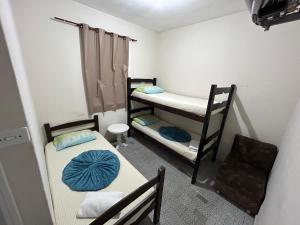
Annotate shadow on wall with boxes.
[219,94,258,159]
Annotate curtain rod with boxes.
[51,17,137,42]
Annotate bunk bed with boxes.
[44,116,165,225]
[127,78,236,184]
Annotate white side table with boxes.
[107,123,129,149]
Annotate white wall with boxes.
[0,0,54,221]
[10,0,158,137]
[0,6,52,225]
[157,11,300,158]
[255,97,300,225]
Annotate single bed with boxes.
[44,116,165,225]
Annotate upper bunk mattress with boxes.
[131,91,212,116]
[45,131,152,225]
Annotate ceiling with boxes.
[74,0,247,32]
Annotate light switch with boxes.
[4,136,16,141]
[0,127,30,149]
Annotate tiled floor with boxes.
[117,133,254,225]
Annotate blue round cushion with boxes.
[158,126,191,142]
[62,150,120,191]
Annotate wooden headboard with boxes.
[43,115,99,143]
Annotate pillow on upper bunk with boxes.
[143,86,164,94]
[133,114,159,126]
[134,84,152,92]
[53,130,96,151]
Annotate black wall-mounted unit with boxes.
[246,0,300,30]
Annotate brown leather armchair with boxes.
[215,134,278,215]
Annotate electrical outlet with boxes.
[0,127,30,149]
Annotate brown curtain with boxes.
[79,24,129,114]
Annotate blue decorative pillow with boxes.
[159,127,191,142]
[62,150,120,191]
[143,86,164,94]
[53,130,96,151]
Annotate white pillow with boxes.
[77,192,124,218]
[189,139,200,152]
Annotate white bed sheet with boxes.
[132,91,213,116]
[45,131,153,225]
[132,118,215,162]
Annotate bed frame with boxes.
[43,116,165,225]
[127,78,236,184]
[44,115,100,143]
[91,166,165,225]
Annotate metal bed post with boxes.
[94,115,99,132]
[127,77,132,137]
[211,84,236,162]
[191,85,217,184]
[153,166,165,224]
[44,123,52,143]
[151,78,157,115]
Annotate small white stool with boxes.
[107,123,129,149]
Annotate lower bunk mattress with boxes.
[132,118,215,162]
[45,131,153,225]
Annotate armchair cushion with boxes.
[216,160,267,214]
[217,159,267,198]
[230,135,277,172]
